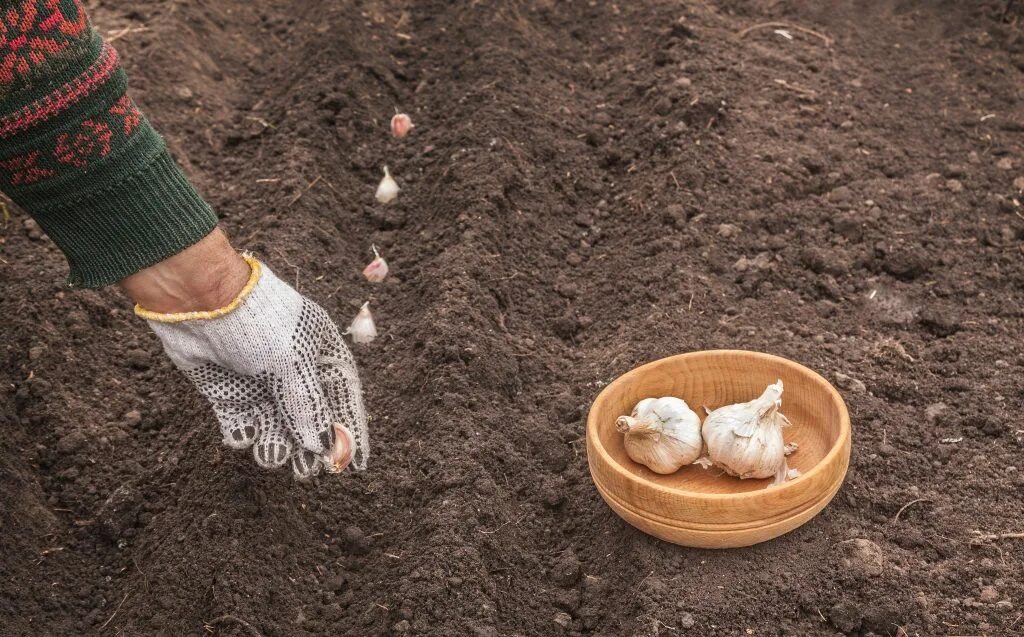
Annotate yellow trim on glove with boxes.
[134,255,262,323]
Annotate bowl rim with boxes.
[586,349,851,501]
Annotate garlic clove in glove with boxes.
[325,423,355,473]
[701,380,796,485]
[616,397,703,474]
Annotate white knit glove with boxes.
[136,256,369,479]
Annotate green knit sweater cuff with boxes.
[0,8,219,288]
[26,135,219,288]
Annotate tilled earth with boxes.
[1,1,1023,635]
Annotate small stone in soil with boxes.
[943,164,967,178]
[715,223,740,238]
[323,574,347,592]
[23,218,42,240]
[828,600,863,633]
[56,430,87,454]
[551,549,582,587]
[827,185,853,204]
[553,612,572,628]
[662,204,688,229]
[340,526,369,555]
[678,612,695,629]
[584,129,607,147]
[125,348,152,370]
[833,215,862,241]
[573,212,593,227]
[925,403,947,424]
[979,585,1000,604]
[834,372,867,393]
[96,483,143,541]
[838,538,885,577]
[551,588,581,611]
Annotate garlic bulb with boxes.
[362,245,388,283]
[375,166,399,204]
[347,302,377,343]
[616,397,702,474]
[701,380,797,485]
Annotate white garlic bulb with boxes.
[701,380,797,485]
[616,397,703,474]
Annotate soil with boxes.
[1,0,1023,635]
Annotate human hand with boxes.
[121,230,369,478]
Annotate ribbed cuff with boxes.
[28,148,219,288]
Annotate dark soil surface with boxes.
[2,0,1024,635]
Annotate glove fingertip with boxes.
[291,449,323,480]
[253,440,291,469]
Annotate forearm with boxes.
[119,228,249,313]
[0,0,217,288]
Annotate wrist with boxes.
[119,229,252,314]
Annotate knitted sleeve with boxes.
[0,0,218,288]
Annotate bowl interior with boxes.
[591,351,847,495]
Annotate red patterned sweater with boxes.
[0,0,217,287]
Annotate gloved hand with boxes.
[136,255,369,479]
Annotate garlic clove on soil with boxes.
[362,245,389,283]
[347,302,377,343]
[700,379,796,485]
[324,422,355,473]
[616,397,703,474]
[375,166,399,204]
[390,113,413,138]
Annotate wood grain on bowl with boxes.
[586,350,851,548]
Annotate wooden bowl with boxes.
[586,350,851,549]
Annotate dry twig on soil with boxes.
[891,498,931,523]
[736,21,834,47]
[287,175,323,206]
[773,78,818,97]
[99,593,130,631]
[972,531,1024,542]
[107,26,149,42]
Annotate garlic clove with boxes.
[390,113,413,138]
[324,422,355,473]
[375,166,399,204]
[362,244,389,283]
[347,302,377,343]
